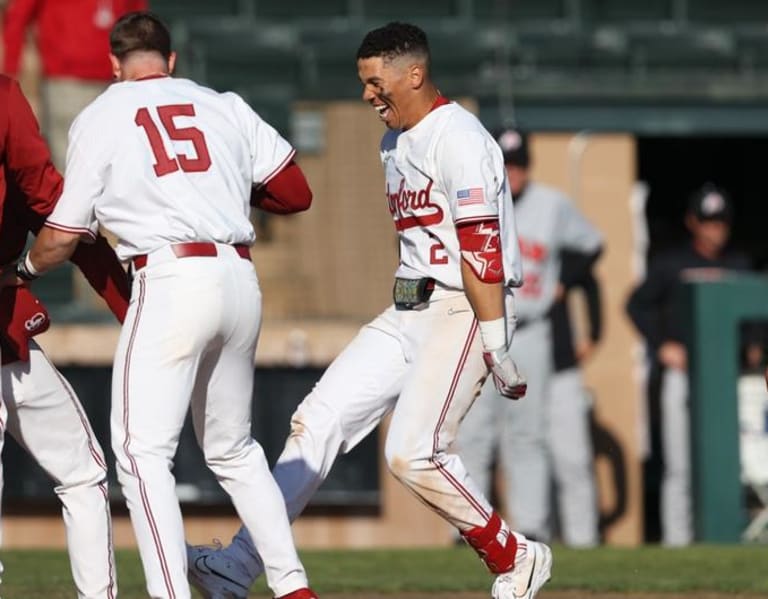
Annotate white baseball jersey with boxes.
[506,182,602,321]
[47,76,294,260]
[381,101,523,289]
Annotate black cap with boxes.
[687,184,732,222]
[494,127,530,167]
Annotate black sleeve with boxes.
[581,269,603,343]
[559,247,603,289]
[626,257,670,350]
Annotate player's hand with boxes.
[658,341,687,370]
[483,349,527,399]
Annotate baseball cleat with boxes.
[187,542,252,599]
[275,589,318,599]
[491,540,552,599]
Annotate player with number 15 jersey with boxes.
[49,75,291,257]
[24,11,318,599]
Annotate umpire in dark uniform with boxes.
[626,183,751,545]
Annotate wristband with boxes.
[478,317,506,352]
[15,252,40,281]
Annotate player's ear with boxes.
[109,53,121,81]
[167,51,177,75]
[409,62,425,90]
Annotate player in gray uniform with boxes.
[459,128,603,543]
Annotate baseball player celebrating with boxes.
[0,74,131,598]
[187,22,552,599]
[6,12,318,599]
[459,129,603,545]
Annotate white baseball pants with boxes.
[660,366,693,546]
[227,289,500,572]
[459,320,599,546]
[1,341,116,598]
[112,245,307,599]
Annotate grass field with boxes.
[1,544,767,597]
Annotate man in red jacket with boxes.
[2,0,147,169]
[0,74,130,598]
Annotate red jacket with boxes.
[0,75,130,363]
[3,0,148,80]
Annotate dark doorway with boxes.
[637,136,768,269]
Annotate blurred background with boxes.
[1,0,767,551]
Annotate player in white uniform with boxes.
[187,22,552,599]
[8,12,318,599]
[459,129,603,544]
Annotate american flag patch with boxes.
[457,187,485,206]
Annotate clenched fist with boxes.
[483,349,527,399]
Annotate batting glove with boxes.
[483,348,527,400]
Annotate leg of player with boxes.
[454,376,500,504]
[383,293,551,599]
[660,367,693,546]
[1,341,116,598]
[112,265,216,599]
[190,258,313,598]
[548,368,599,547]
[188,314,405,598]
[499,320,553,543]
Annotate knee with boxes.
[384,438,428,483]
[287,395,346,448]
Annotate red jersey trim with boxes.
[44,221,98,240]
[261,148,296,186]
[133,74,170,82]
[454,215,498,226]
[430,95,451,112]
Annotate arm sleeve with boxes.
[581,269,603,342]
[559,247,602,289]
[560,250,603,342]
[250,159,312,214]
[5,78,63,217]
[626,258,669,349]
[436,128,500,225]
[68,235,131,323]
[2,0,39,76]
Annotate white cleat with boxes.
[187,542,252,599]
[491,541,552,599]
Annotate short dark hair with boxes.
[110,11,172,61]
[356,22,430,66]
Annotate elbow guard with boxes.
[457,220,503,283]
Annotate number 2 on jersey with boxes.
[135,104,212,177]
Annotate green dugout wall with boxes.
[686,273,768,542]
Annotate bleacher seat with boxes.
[426,24,500,95]
[177,19,300,94]
[299,27,365,99]
[250,0,351,21]
[581,0,676,24]
[514,24,591,71]
[629,27,738,72]
[688,0,768,24]
[735,28,768,73]
[360,0,463,23]
[151,0,241,23]
[472,0,569,23]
